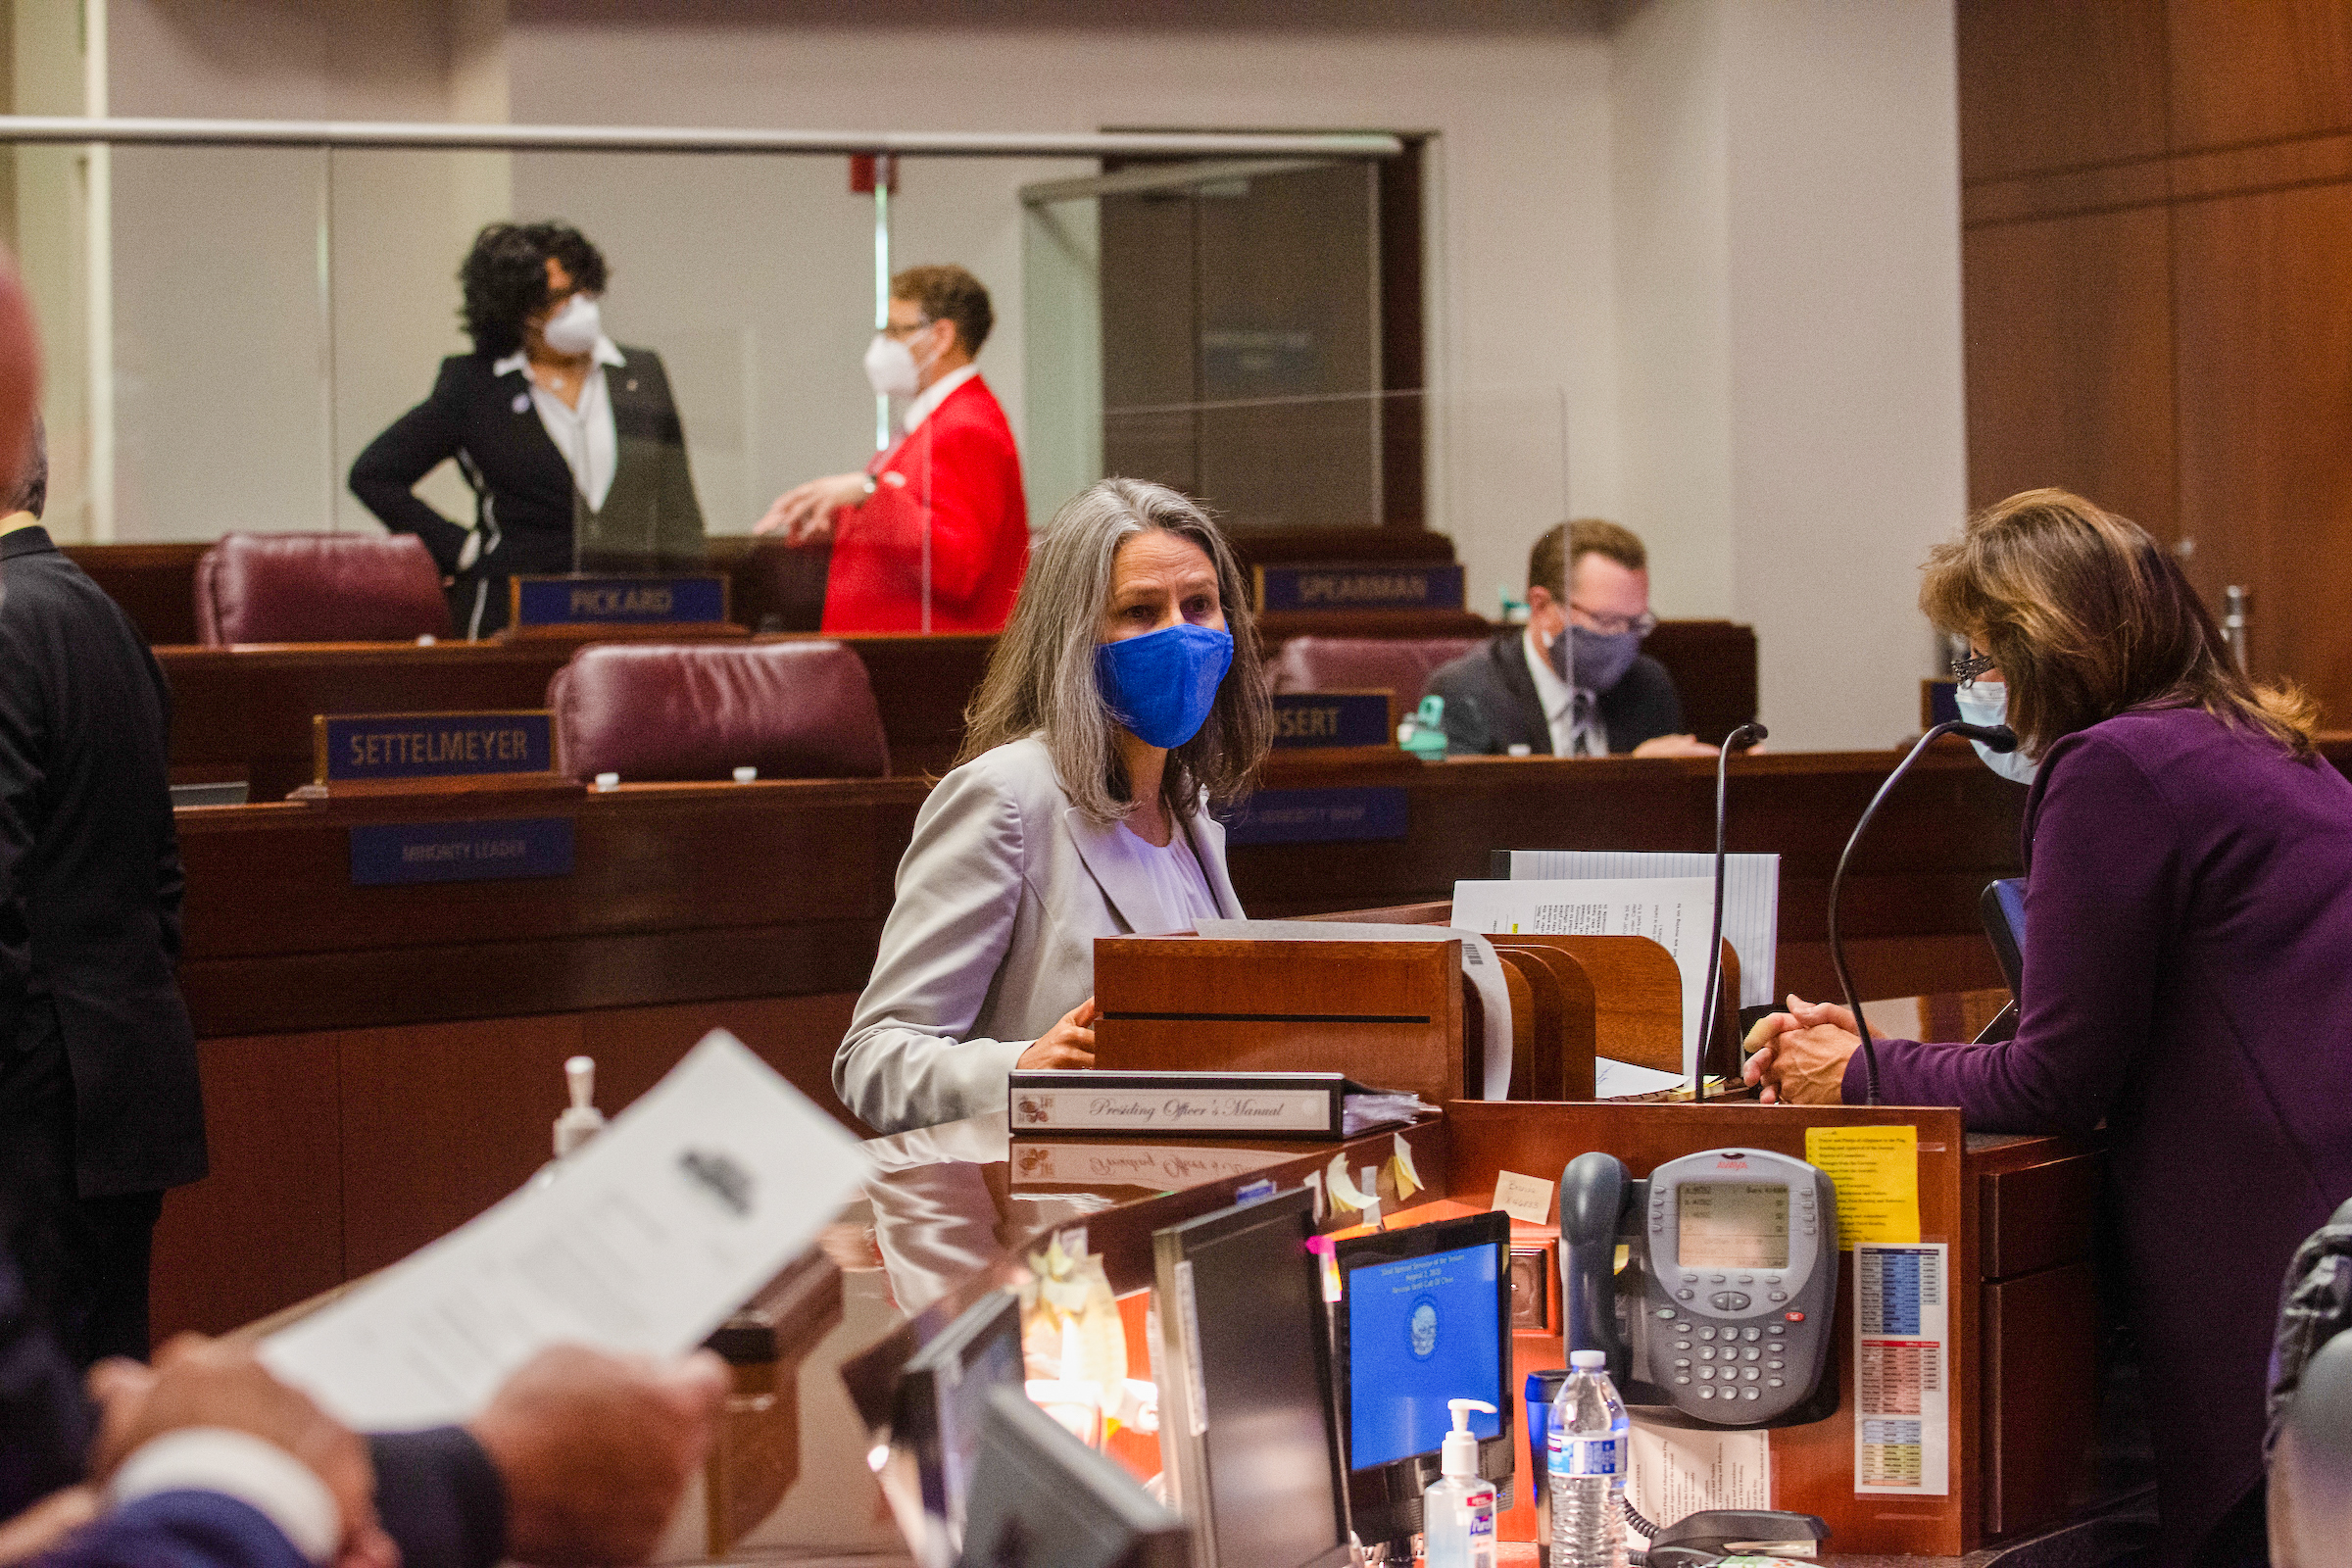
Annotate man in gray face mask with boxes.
[1425,518,1716,759]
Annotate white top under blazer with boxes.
[835,734,1248,1134]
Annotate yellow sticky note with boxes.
[1804,1125,1921,1248]
[1493,1169,1556,1226]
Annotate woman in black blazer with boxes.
[350,220,706,637]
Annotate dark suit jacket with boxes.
[1423,630,1686,757]
[348,347,707,636]
[0,527,204,1198]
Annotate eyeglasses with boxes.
[1951,649,1996,688]
[880,316,936,340]
[1571,604,1657,639]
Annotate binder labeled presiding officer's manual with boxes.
[1009,1069,1434,1140]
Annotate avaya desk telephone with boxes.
[1560,1148,1838,1429]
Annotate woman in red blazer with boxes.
[757,265,1027,634]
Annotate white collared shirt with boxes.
[1524,625,1608,757]
[494,336,626,511]
[903,363,982,435]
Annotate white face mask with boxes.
[1954,679,2038,786]
[864,332,921,399]
[540,293,602,357]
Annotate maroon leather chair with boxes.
[1264,635,1487,703]
[548,641,891,782]
[194,532,453,645]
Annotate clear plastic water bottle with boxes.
[1547,1348,1630,1568]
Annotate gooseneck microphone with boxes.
[1832,719,2020,1104]
[1697,722,1769,1102]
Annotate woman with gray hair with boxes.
[834,478,1271,1134]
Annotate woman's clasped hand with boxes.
[1740,996,1863,1104]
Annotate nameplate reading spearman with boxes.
[348,816,574,887]
[511,574,729,628]
[1269,691,1394,750]
[1254,563,1466,614]
[317,711,555,783]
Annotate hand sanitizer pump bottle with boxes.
[532,1056,607,1188]
[1422,1398,1498,1568]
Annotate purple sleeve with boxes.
[38,1492,313,1568]
[1839,733,2181,1134]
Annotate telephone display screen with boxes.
[1676,1183,1789,1269]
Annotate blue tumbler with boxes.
[1525,1366,1572,1546]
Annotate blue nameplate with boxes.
[1254,563,1466,613]
[1269,692,1394,750]
[317,711,555,783]
[512,574,729,627]
[1220,786,1408,846]
[349,817,575,887]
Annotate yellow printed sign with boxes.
[1803,1126,1921,1248]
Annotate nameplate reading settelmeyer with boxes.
[316,711,555,784]
[1009,1070,1350,1139]
[511,574,729,628]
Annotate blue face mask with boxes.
[1097,622,1234,750]
[1953,679,2038,786]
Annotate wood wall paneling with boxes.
[2172,180,2352,715]
[2167,0,2352,152]
[1957,0,2170,183]
[151,1031,344,1340]
[1962,206,2179,535]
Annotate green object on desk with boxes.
[1399,693,1450,760]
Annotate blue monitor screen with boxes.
[1346,1242,1504,1470]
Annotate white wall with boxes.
[1612,0,1966,750]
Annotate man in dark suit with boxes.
[0,414,207,1366]
[1426,518,1715,759]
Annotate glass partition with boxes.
[2,130,1553,639]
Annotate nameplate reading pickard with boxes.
[511,574,729,628]
[1269,691,1394,750]
[317,711,555,784]
[349,816,574,887]
[1009,1070,1352,1139]
[1219,785,1408,846]
[1253,563,1466,613]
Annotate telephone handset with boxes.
[1559,1149,1838,1429]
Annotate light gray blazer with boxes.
[835,734,1247,1134]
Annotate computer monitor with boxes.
[959,1385,1191,1568]
[1331,1210,1513,1549]
[1152,1187,1352,1568]
[894,1287,1028,1568]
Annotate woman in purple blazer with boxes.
[1745,489,2352,1568]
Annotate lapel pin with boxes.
[512,392,530,414]
[626,378,638,392]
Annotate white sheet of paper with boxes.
[1492,1168,1555,1225]
[1450,876,1718,1082]
[1595,1057,1690,1099]
[263,1031,868,1430]
[1501,852,1780,1006]
[1625,1421,1774,1550]
[1194,919,1514,1099]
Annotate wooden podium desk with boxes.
[157,745,2053,1341]
[826,1091,2102,1567]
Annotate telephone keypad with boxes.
[1697,1328,1716,1341]
[1740,1329,1760,1342]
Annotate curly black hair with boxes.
[459,220,610,358]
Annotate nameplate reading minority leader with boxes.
[510,573,729,628]
[317,710,556,783]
